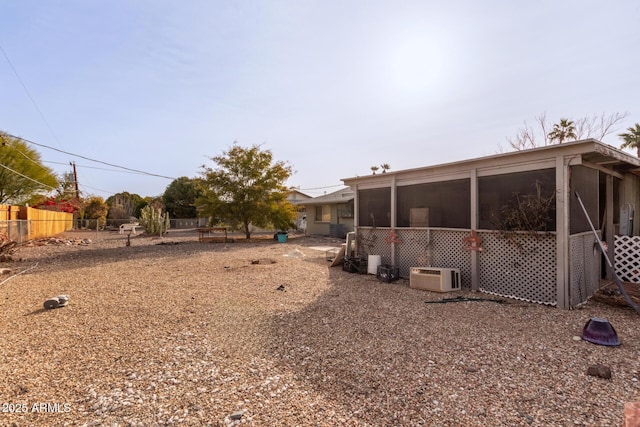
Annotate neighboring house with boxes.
[342,139,640,309]
[287,189,312,231]
[299,187,355,238]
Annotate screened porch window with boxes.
[315,205,330,222]
[358,188,391,227]
[478,168,556,231]
[397,179,471,228]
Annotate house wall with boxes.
[306,204,354,237]
[346,142,640,308]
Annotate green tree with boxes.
[619,123,640,157]
[548,118,577,144]
[83,196,109,229]
[197,143,297,239]
[0,132,59,204]
[163,177,201,218]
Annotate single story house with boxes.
[287,189,312,231]
[298,187,355,238]
[342,139,640,309]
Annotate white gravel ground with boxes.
[0,230,639,426]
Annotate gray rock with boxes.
[230,411,244,420]
[587,364,612,379]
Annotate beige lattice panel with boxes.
[355,227,393,264]
[478,232,557,305]
[356,228,558,305]
[395,229,472,288]
[569,232,601,307]
[356,228,472,287]
[615,235,640,283]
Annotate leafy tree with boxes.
[106,192,145,219]
[0,132,59,204]
[83,196,109,229]
[619,123,640,157]
[163,177,202,218]
[57,171,78,200]
[197,143,296,239]
[548,118,577,144]
[504,112,628,151]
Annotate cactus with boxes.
[139,206,170,235]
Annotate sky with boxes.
[1,1,640,199]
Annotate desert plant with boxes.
[139,206,170,236]
[0,233,19,262]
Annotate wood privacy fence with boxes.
[0,205,73,241]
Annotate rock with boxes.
[230,410,244,420]
[44,298,60,309]
[587,364,612,379]
[276,285,285,291]
[0,268,11,274]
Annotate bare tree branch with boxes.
[505,111,629,151]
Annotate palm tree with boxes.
[380,163,391,173]
[619,123,640,157]
[371,165,379,175]
[548,118,577,144]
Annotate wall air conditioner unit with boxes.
[410,267,461,292]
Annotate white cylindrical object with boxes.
[367,255,381,275]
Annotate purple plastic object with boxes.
[581,317,621,346]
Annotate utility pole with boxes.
[70,161,80,199]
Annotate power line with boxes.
[297,184,345,191]
[44,160,150,175]
[3,132,176,180]
[0,42,65,150]
[0,162,57,191]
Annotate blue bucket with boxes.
[277,233,288,243]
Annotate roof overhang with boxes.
[342,139,640,187]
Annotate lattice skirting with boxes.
[355,227,557,305]
[615,235,640,283]
[478,232,556,305]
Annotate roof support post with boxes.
[556,155,570,308]
[470,168,479,291]
[391,175,397,265]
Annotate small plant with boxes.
[139,206,170,236]
[0,233,19,262]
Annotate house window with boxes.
[358,188,391,227]
[397,179,470,228]
[337,200,354,218]
[315,205,330,222]
[478,168,556,231]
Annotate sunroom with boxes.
[342,139,640,308]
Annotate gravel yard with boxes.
[1,229,639,426]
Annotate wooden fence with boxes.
[0,205,73,241]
